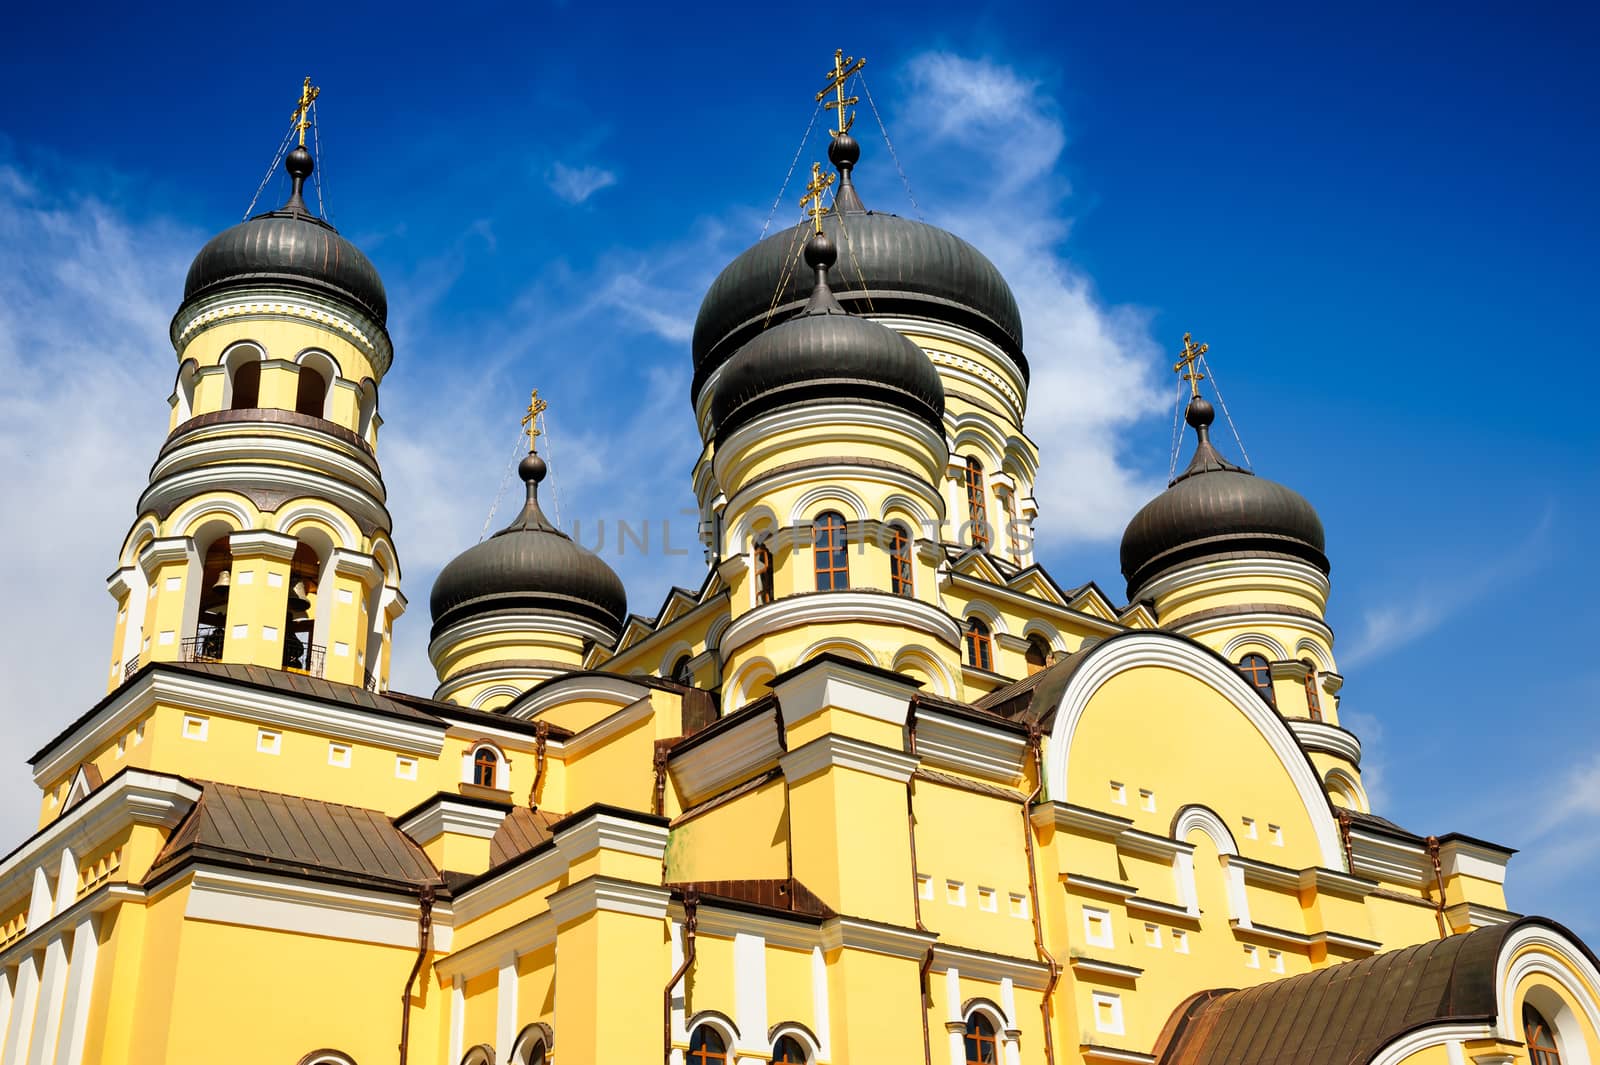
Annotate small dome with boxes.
[692,136,1023,405]
[429,455,627,639]
[1120,397,1327,597]
[181,146,388,325]
[709,232,945,441]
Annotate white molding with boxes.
[1140,556,1331,606]
[553,812,670,865]
[1079,1046,1158,1064]
[138,463,391,543]
[396,797,509,844]
[723,593,962,661]
[682,901,822,953]
[183,867,449,950]
[668,711,784,807]
[1347,829,1432,888]
[714,402,946,497]
[1170,609,1335,648]
[436,914,555,983]
[561,696,656,760]
[172,287,393,376]
[429,611,616,668]
[1069,956,1144,981]
[1438,839,1511,885]
[1494,923,1600,1046]
[1044,634,1345,870]
[1445,902,1518,930]
[508,674,652,720]
[913,709,1027,785]
[151,431,383,513]
[227,529,300,561]
[545,875,670,927]
[928,944,1050,990]
[941,573,1124,637]
[818,915,936,960]
[1367,1023,1495,1065]
[34,670,444,788]
[450,848,568,926]
[770,656,923,730]
[780,735,919,786]
[1289,720,1362,765]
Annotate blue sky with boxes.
[2,4,1596,933]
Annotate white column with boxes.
[26,874,53,932]
[27,937,68,1065]
[496,955,518,1062]
[51,918,97,1065]
[0,970,15,1057]
[733,932,767,1062]
[448,976,464,1065]
[810,946,830,1062]
[3,956,41,1065]
[1000,977,1021,1065]
[944,966,964,1065]
[1223,857,1252,928]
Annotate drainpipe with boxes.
[398,884,436,1065]
[1023,727,1060,1065]
[1425,836,1449,939]
[1335,807,1355,872]
[906,702,934,1065]
[663,890,699,1065]
[529,720,549,809]
[653,742,671,818]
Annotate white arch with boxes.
[1020,619,1065,653]
[1324,768,1369,813]
[464,742,508,789]
[704,615,731,653]
[298,1054,357,1065]
[294,346,344,380]
[960,599,1007,636]
[787,486,869,526]
[1221,631,1290,661]
[219,341,266,409]
[275,500,361,552]
[173,359,200,423]
[168,496,254,538]
[880,492,934,528]
[459,1045,493,1065]
[729,504,779,554]
[470,684,524,710]
[659,641,696,679]
[1172,804,1239,856]
[686,1011,740,1055]
[949,423,1006,469]
[509,1023,553,1065]
[356,378,379,443]
[1294,638,1333,671]
[1171,804,1250,924]
[794,638,875,668]
[892,645,956,697]
[1496,923,1600,1055]
[725,656,777,711]
[768,1022,821,1063]
[1045,633,1345,870]
[120,516,162,566]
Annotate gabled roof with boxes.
[488,806,563,868]
[1156,919,1584,1065]
[149,780,440,893]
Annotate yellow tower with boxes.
[104,82,404,693]
[427,399,628,708]
[705,211,960,705]
[1120,340,1362,809]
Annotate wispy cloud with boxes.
[1339,504,1555,667]
[896,53,1166,545]
[546,162,618,205]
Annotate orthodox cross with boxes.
[799,162,835,234]
[1173,332,1209,398]
[522,390,548,452]
[292,76,321,148]
[816,48,866,137]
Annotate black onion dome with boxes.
[1120,397,1328,597]
[691,138,1024,403]
[181,146,388,325]
[709,232,945,441]
[429,453,627,639]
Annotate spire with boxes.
[281,144,314,216]
[802,230,844,315]
[502,390,560,535]
[1171,333,1245,484]
[818,49,868,214]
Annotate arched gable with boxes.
[1044,632,1344,870]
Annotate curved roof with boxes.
[709,233,945,441]
[181,146,388,325]
[1157,918,1591,1065]
[1121,397,1326,597]
[692,134,1023,404]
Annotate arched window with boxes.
[772,1035,809,1063]
[1301,659,1322,721]
[964,1014,999,1064]
[964,456,989,549]
[753,539,774,605]
[671,655,694,684]
[965,618,993,672]
[887,523,913,597]
[295,363,329,417]
[687,1026,728,1065]
[191,538,232,662]
[1525,1004,1563,1065]
[230,358,261,410]
[813,512,849,591]
[1025,636,1050,675]
[282,542,322,674]
[1237,653,1276,708]
[473,747,499,789]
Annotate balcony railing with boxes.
[181,629,225,664]
[283,640,325,678]
[362,667,378,692]
[123,656,141,682]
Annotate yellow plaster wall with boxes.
[666,777,789,883]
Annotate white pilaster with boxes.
[448,976,464,1065]
[496,954,518,1062]
[810,946,830,1062]
[944,966,964,1065]
[27,937,68,1065]
[733,932,767,1061]
[51,919,97,1065]
[1000,976,1021,1065]
[3,956,41,1065]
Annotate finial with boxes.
[521,389,549,453]
[799,161,836,236]
[802,229,842,314]
[817,49,866,138]
[292,76,321,149]
[1173,332,1209,400]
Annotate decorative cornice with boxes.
[668,707,784,807]
[561,697,656,760]
[1347,827,1431,888]
[183,866,448,951]
[1289,720,1362,765]
[1064,873,1138,899]
[928,942,1052,990]
[770,654,924,730]
[508,674,653,721]
[545,875,671,928]
[137,536,194,577]
[780,735,919,786]
[722,592,961,662]
[1069,955,1144,981]
[818,915,936,959]
[396,796,510,844]
[552,810,671,865]
[912,707,1028,785]
[172,287,393,377]
[228,529,301,561]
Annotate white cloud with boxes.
[1339,505,1554,667]
[896,53,1166,546]
[545,162,618,205]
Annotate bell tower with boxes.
[105,80,404,692]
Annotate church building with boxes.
[2,60,1596,1065]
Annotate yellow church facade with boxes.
[3,62,1596,1065]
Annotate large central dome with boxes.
[691,136,1024,404]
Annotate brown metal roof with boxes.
[1156,922,1532,1065]
[150,780,439,892]
[670,878,836,920]
[488,806,562,868]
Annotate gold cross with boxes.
[521,389,548,452]
[816,48,866,137]
[291,76,321,149]
[1173,332,1209,398]
[799,162,835,235]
